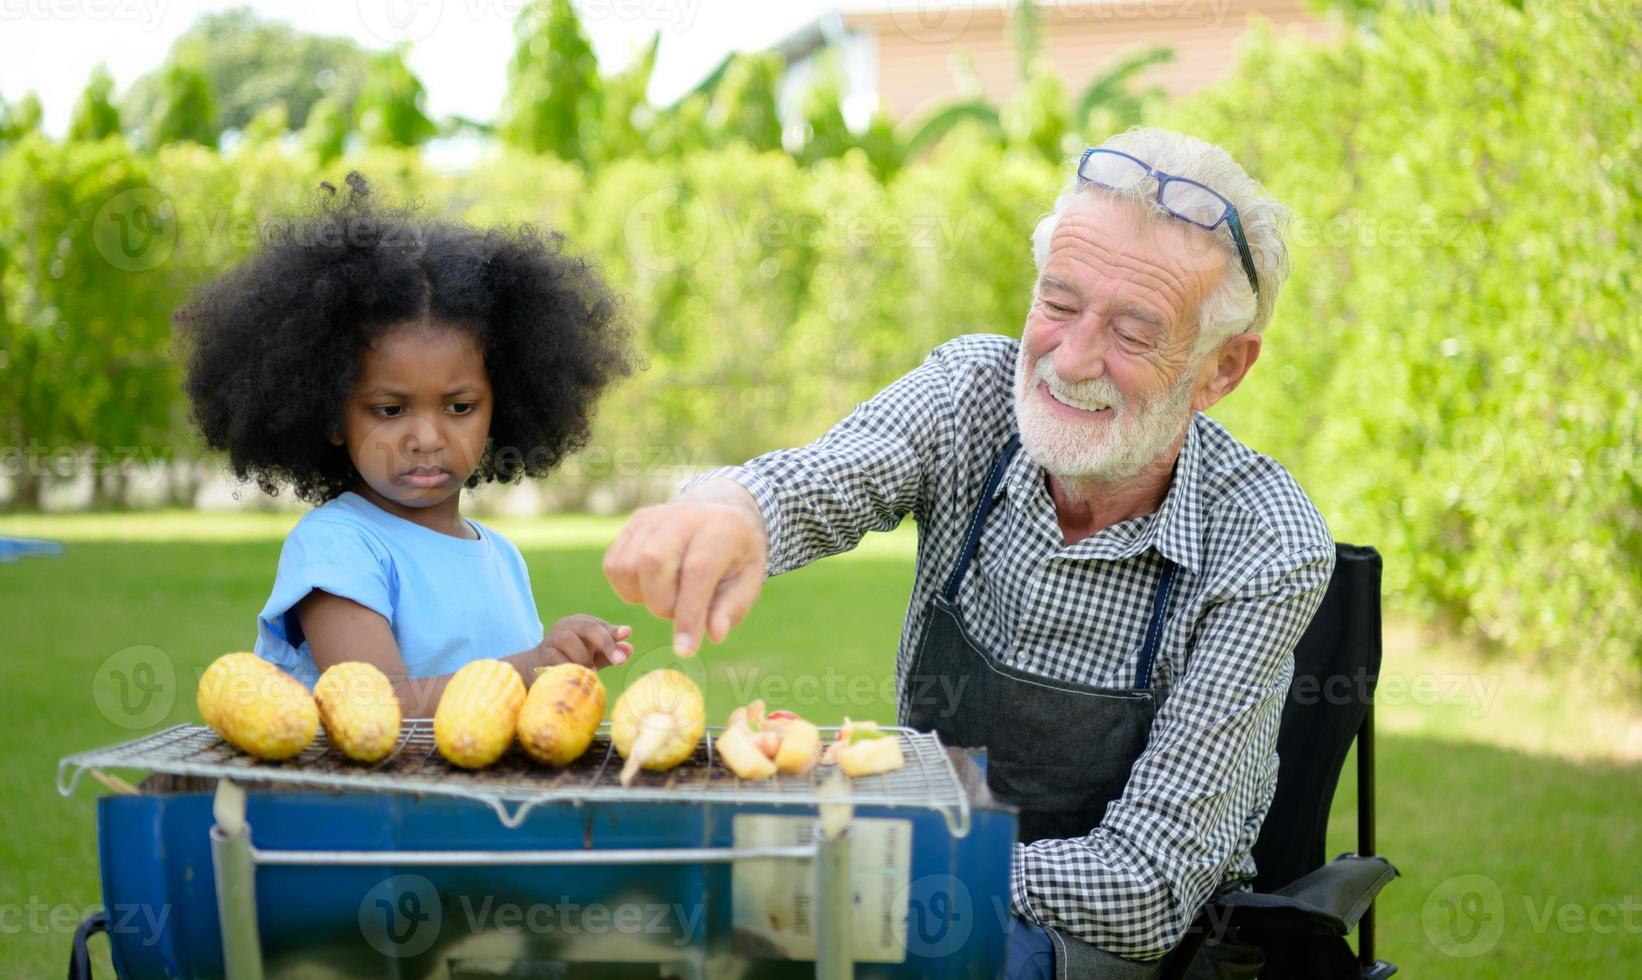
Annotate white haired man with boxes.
[604,128,1333,978]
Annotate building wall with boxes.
[848,0,1340,121]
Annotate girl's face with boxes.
[332,323,493,530]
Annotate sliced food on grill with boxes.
[517,662,607,766]
[313,661,402,763]
[196,652,319,760]
[610,668,706,786]
[717,700,824,779]
[434,659,526,769]
[823,717,906,777]
[716,700,778,779]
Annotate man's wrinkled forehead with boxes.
[1051,194,1228,280]
[1041,198,1224,321]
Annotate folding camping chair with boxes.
[1161,543,1399,979]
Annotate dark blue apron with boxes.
[901,435,1179,977]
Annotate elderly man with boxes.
[604,128,1333,977]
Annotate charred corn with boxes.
[611,669,705,786]
[196,653,318,760]
[434,659,526,768]
[517,663,607,766]
[313,662,402,763]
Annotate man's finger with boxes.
[603,518,651,605]
[671,540,737,656]
[634,521,691,621]
[705,563,765,645]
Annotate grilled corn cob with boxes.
[610,669,705,786]
[313,662,402,763]
[434,659,526,768]
[196,652,318,760]
[517,663,607,766]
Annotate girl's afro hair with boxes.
[174,172,633,504]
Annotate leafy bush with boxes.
[1167,2,1641,685]
[0,0,1634,683]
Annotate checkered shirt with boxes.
[691,333,1335,959]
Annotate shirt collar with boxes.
[995,413,1207,574]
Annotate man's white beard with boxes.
[1013,346,1197,484]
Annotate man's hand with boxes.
[603,479,769,656]
[540,614,633,670]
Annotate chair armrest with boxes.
[1214,854,1398,936]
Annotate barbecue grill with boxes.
[59,720,1017,978]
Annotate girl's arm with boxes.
[296,590,629,716]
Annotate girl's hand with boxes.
[540,615,633,670]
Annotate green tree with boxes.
[354,47,436,149]
[68,65,122,142]
[708,51,785,153]
[1169,1,1642,685]
[1002,58,1071,161]
[301,95,348,165]
[0,136,182,508]
[144,62,219,149]
[498,0,602,162]
[123,9,368,139]
[240,102,289,147]
[795,57,854,166]
[590,32,659,166]
[0,91,44,148]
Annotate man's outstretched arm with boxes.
[604,343,967,654]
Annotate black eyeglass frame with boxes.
[1076,147,1261,299]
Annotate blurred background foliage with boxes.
[0,0,1636,688]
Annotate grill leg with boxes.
[814,822,851,980]
[209,780,265,980]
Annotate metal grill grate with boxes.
[58,722,972,835]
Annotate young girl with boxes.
[174,173,635,715]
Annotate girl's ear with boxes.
[328,423,345,447]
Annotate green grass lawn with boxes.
[2,512,1637,977]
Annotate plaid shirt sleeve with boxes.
[1008,542,1336,959]
[684,344,964,576]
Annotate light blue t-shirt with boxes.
[254,492,545,690]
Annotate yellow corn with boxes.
[196,653,318,760]
[517,663,607,767]
[610,669,705,786]
[434,659,526,769]
[313,662,402,763]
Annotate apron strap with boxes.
[1134,560,1179,689]
[941,434,1022,602]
